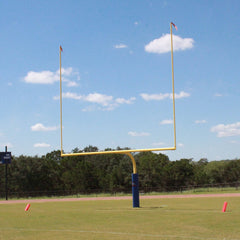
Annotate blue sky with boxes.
[0,0,240,161]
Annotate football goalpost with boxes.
[59,22,177,207]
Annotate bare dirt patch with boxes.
[0,193,239,204]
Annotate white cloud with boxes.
[160,119,173,125]
[140,93,169,101]
[85,93,113,106]
[115,97,136,104]
[34,143,51,148]
[195,120,207,124]
[145,34,194,54]
[178,143,184,147]
[174,91,191,99]
[61,67,74,76]
[114,44,128,49]
[66,81,78,87]
[23,67,79,87]
[211,122,240,137]
[24,70,59,84]
[54,92,136,111]
[54,92,82,100]
[128,131,150,137]
[214,93,223,97]
[31,123,58,132]
[140,91,190,101]
[82,105,98,112]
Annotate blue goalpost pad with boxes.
[132,173,140,207]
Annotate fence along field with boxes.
[0,195,240,240]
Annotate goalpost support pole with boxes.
[125,152,139,207]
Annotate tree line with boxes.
[0,146,240,198]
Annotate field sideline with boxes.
[0,193,240,240]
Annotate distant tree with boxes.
[223,160,240,183]
[136,152,170,190]
[9,155,45,194]
[193,158,209,185]
[83,145,98,152]
[42,151,62,191]
[5,146,240,197]
[169,158,194,190]
[205,160,227,184]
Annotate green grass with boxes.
[0,197,240,240]
[189,187,240,194]
[143,187,240,196]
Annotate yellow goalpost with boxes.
[59,22,178,207]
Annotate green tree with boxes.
[193,158,209,185]
[205,160,226,184]
[136,152,170,190]
[168,158,194,190]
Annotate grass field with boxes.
[0,196,240,240]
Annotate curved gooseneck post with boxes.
[125,152,137,174]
